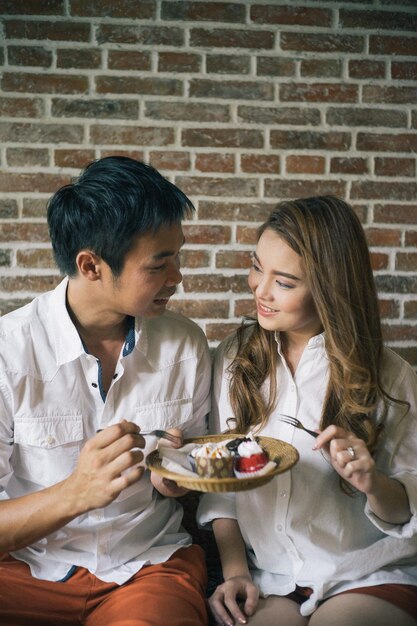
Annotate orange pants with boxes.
[0,545,208,626]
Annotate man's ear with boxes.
[75,250,102,280]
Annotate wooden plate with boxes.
[146,434,299,493]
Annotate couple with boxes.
[0,157,416,626]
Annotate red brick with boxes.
[0,199,18,219]
[52,98,139,120]
[391,62,417,80]
[376,275,417,295]
[0,122,83,144]
[281,83,358,103]
[349,60,386,79]
[281,33,363,53]
[0,97,44,117]
[182,128,263,149]
[234,299,256,318]
[1,73,88,94]
[271,130,350,151]
[7,147,49,167]
[182,274,249,293]
[238,106,320,126]
[241,154,280,174]
[145,101,230,122]
[162,1,245,22]
[16,249,55,269]
[96,76,182,96]
[369,35,417,57]
[251,5,331,26]
[330,157,368,175]
[176,176,257,198]
[149,151,191,171]
[8,45,52,67]
[4,20,90,41]
[286,155,325,174]
[216,250,251,269]
[374,204,417,224]
[195,153,235,173]
[0,275,61,293]
[382,324,417,342]
[190,78,273,100]
[107,50,152,71]
[405,231,417,246]
[22,198,48,218]
[0,250,11,267]
[396,252,417,272]
[167,299,229,319]
[300,59,342,78]
[191,27,274,49]
[236,225,258,244]
[206,322,240,342]
[0,298,36,315]
[363,86,417,104]
[0,0,64,13]
[378,298,400,319]
[265,179,346,199]
[71,0,155,17]
[326,107,406,128]
[351,181,416,201]
[357,133,417,153]
[57,48,102,69]
[0,223,50,243]
[158,52,201,73]
[198,201,274,222]
[207,54,251,75]
[54,149,95,168]
[404,301,417,320]
[365,228,401,247]
[340,9,417,31]
[0,173,70,193]
[96,24,184,46]
[183,225,231,244]
[257,57,295,77]
[90,125,174,146]
[99,149,144,161]
[370,252,389,271]
[179,250,210,268]
[375,157,415,177]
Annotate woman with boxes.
[197,196,417,626]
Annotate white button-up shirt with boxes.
[0,278,211,584]
[198,330,417,616]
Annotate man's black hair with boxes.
[47,156,194,277]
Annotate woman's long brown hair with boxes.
[228,196,405,457]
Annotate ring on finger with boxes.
[347,446,356,460]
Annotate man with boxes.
[0,157,211,625]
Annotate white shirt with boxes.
[198,329,417,616]
[0,278,211,584]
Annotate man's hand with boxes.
[65,420,145,515]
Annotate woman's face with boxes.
[248,228,322,339]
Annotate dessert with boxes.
[193,442,235,478]
[234,439,269,478]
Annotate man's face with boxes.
[100,222,185,319]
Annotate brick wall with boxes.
[0,0,416,367]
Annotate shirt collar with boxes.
[274,331,325,355]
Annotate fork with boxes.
[140,429,182,445]
[278,414,318,439]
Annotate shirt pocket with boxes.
[134,398,193,433]
[12,414,83,487]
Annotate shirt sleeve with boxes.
[0,376,14,492]
[364,350,417,538]
[197,492,237,528]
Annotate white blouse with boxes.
[198,329,417,616]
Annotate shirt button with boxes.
[92,382,98,388]
[280,490,287,498]
[277,524,283,532]
[46,435,56,445]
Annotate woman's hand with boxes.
[314,425,377,494]
[209,575,260,626]
[314,425,411,524]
